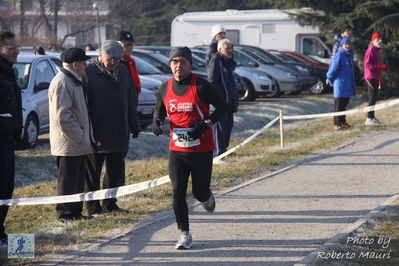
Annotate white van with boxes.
[171,8,331,64]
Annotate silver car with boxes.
[191,49,276,101]
[194,45,301,98]
[14,54,60,148]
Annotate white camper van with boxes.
[171,8,331,64]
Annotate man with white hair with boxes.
[207,39,238,159]
[48,47,94,221]
[206,24,226,65]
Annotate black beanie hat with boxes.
[169,46,192,65]
[341,23,353,33]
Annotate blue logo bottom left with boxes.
[8,234,35,258]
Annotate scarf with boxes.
[123,55,141,93]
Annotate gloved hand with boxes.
[132,131,140,138]
[152,120,163,136]
[377,64,389,71]
[187,120,209,140]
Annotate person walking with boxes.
[152,46,229,250]
[327,37,356,131]
[82,40,141,216]
[207,39,238,158]
[48,47,94,221]
[206,24,226,66]
[364,32,389,126]
[0,30,23,249]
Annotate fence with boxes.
[2,98,399,206]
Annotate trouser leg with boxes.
[213,112,234,157]
[366,79,379,119]
[85,153,104,215]
[336,97,350,125]
[169,151,190,232]
[56,156,86,219]
[102,152,125,211]
[0,140,15,238]
[333,98,339,125]
[190,151,213,202]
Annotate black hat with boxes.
[341,23,353,33]
[169,46,192,65]
[118,30,135,44]
[60,47,91,63]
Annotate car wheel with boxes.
[308,78,326,94]
[239,79,256,101]
[263,82,281,98]
[19,115,39,149]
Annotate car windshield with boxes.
[239,48,271,64]
[133,56,164,75]
[14,62,31,89]
[272,52,300,63]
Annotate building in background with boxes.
[0,0,111,49]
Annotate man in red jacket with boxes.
[118,30,141,106]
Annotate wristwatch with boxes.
[205,119,213,128]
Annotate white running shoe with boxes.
[365,118,380,126]
[175,231,193,250]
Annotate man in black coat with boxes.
[0,30,23,249]
[83,40,141,216]
[207,39,238,159]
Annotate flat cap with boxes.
[101,40,124,59]
[60,47,91,63]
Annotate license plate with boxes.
[141,108,153,115]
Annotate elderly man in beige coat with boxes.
[48,47,94,221]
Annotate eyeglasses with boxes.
[171,58,189,65]
[1,45,22,52]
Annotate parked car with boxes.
[194,45,301,98]
[268,50,330,94]
[133,48,246,95]
[14,54,61,148]
[191,48,276,101]
[232,44,318,95]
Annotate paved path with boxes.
[47,129,399,266]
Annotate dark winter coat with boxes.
[207,52,238,113]
[206,39,218,66]
[0,56,22,142]
[83,58,141,153]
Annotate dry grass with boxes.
[2,92,399,265]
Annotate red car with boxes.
[268,50,332,94]
[268,49,329,69]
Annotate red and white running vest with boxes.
[164,74,214,152]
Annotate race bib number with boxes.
[172,128,200,148]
